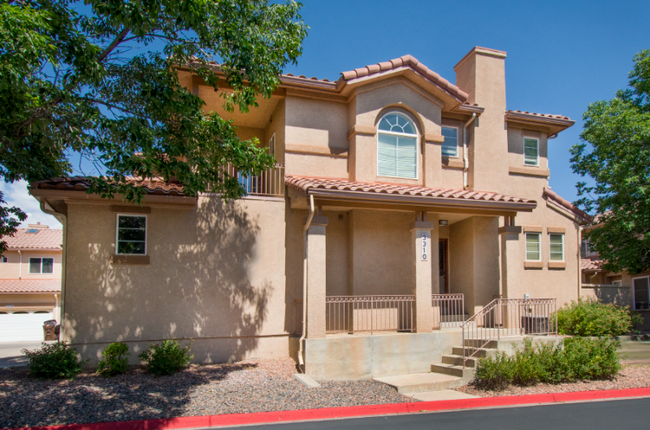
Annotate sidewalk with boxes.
[14,387,650,430]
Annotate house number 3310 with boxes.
[421,233,428,261]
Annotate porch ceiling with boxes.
[286,176,537,215]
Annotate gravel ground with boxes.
[456,362,650,397]
[0,357,412,429]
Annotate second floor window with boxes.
[524,137,539,166]
[442,127,459,157]
[29,258,54,274]
[377,113,418,179]
[549,233,564,261]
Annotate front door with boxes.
[439,239,449,294]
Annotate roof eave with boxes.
[305,188,537,213]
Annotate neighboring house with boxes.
[581,232,650,328]
[31,46,586,379]
[0,223,62,342]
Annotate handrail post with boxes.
[370,296,374,336]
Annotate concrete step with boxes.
[442,354,477,368]
[451,346,495,358]
[463,339,499,349]
[430,363,475,383]
[374,372,464,394]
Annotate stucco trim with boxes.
[498,226,522,235]
[111,205,151,214]
[524,261,544,269]
[523,225,543,233]
[508,166,550,178]
[442,158,464,169]
[285,143,348,158]
[548,261,567,269]
[347,125,376,140]
[547,227,566,234]
[110,255,150,265]
[424,133,444,143]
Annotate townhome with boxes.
[31,46,586,379]
[0,223,62,341]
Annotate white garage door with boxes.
[0,312,54,342]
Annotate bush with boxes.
[554,298,636,336]
[472,337,620,390]
[22,342,88,379]
[97,342,130,377]
[138,340,193,375]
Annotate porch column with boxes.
[306,215,328,339]
[499,216,522,299]
[411,218,435,333]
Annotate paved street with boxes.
[0,340,48,368]
[232,398,650,430]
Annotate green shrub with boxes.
[473,352,514,390]
[554,298,636,336]
[138,340,193,375]
[97,342,130,377]
[472,337,620,390]
[22,342,88,379]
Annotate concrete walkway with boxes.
[0,340,50,368]
[619,340,650,365]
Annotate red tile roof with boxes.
[340,55,468,102]
[0,279,60,293]
[543,188,592,222]
[581,258,604,272]
[506,110,571,121]
[286,176,536,207]
[2,228,62,251]
[33,177,186,196]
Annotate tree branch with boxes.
[98,27,132,62]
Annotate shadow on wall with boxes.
[66,197,272,364]
[591,288,631,307]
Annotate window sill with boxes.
[524,261,544,269]
[509,166,550,178]
[442,158,464,169]
[111,255,150,265]
[548,261,567,269]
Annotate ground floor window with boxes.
[29,258,54,274]
[525,233,541,261]
[633,277,650,310]
[116,215,147,255]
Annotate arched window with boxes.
[377,113,418,179]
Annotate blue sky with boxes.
[10,0,650,227]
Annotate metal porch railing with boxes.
[325,295,415,334]
[461,298,557,367]
[432,293,465,329]
[221,163,285,197]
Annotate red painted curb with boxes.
[16,387,650,430]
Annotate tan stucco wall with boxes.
[348,210,415,296]
[0,250,62,280]
[507,127,549,171]
[62,195,289,363]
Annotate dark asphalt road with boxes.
[228,398,649,430]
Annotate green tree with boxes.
[0,0,307,251]
[571,49,650,274]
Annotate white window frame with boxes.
[28,257,54,274]
[612,280,622,286]
[523,137,539,167]
[525,233,541,261]
[116,214,148,256]
[441,126,459,158]
[549,233,565,262]
[633,276,650,310]
[377,112,419,180]
[0,256,6,263]
[269,133,275,156]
